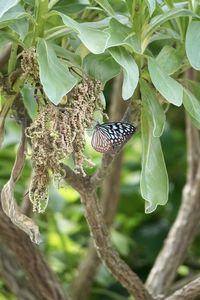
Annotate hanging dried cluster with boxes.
[20,47,39,82]
[26,79,103,212]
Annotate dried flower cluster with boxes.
[26,79,103,212]
[20,47,39,82]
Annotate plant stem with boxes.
[33,0,49,44]
[8,43,18,74]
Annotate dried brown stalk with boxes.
[1,129,41,244]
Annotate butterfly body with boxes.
[91,122,136,153]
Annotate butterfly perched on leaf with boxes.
[91,122,136,153]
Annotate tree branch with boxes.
[0,244,39,300]
[0,203,69,300]
[80,190,153,300]
[61,164,88,193]
[166,276,200,300]
[70,152,123,300]
[70,74,130,300]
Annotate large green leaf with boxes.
[59,14,110,54]
[0,4,27,29]
[9,18,28,41]
[183,88,200,129]
[156,45,183,75]
[37,39,77,105]
[186,21,200,70]
[106,18,141,53]
[83,53,120,84]
[140,80,165,137]
[148,57,183,106]
[140,98,169,213]
[0,0,19,18]
[109,47,139,100]
[144,8,198,38]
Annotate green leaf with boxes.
[149,28,180,44]
[186,80,200,101]
[59,14,110,54]
[83,53,120,84]
[21,83,37,120]
[9,18,28,41]
[144,8,198,38]
[156,45,183,75]
[140,80,165,137]
[145,0,156,16]
[148,57,183,106]
[37,39,77,105]
[140,101,169,213]
[106,18,141,53]
[183,88,200,129]
[186,21,200,70]
[0,4,27,29]
[94,0,115,16]
[53,44,81,66]
[109,47,139,100]
[0,0,19,18]
[51,0,88,14]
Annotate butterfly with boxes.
[91,122,136,153]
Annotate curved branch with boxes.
[166,277,200,300]
[61,163,88,193]
[80,191,153,300]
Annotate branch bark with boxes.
[0,244,39,300]
[80,190,153,300]
[0,203,69,300]
[70,152,123,300]
[166,276,200,300]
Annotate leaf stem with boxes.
[8,43,18,74]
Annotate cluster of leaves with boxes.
[1,0,200,210]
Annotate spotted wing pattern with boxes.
[91,122,136,153]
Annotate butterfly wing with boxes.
[91,126,113,153]
[102,122,135,146]
[91,122,136,153]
